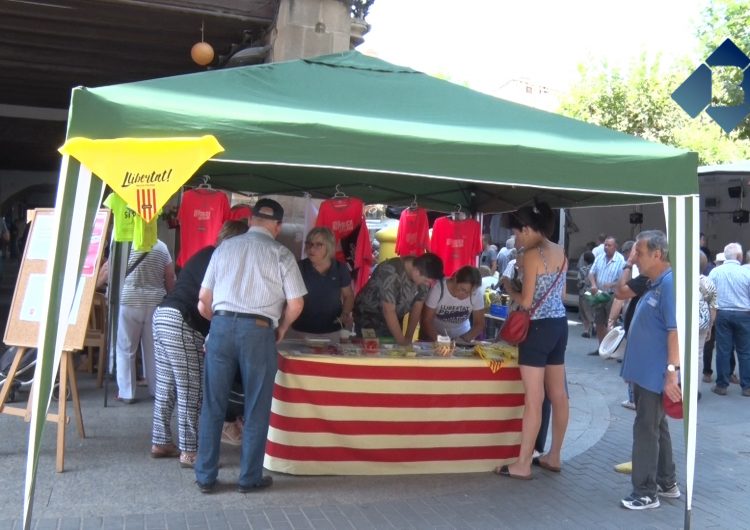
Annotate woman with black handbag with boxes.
[495,201,569,480]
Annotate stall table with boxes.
[264,348,523,475]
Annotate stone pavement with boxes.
[1,318,749,529]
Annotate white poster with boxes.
[26,213,54,261]
[19,273,45,322]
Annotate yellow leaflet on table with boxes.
[59,136,224,222]
[474,343,518,373]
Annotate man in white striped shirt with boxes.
[588,236,625,348]
[195,198,307,494]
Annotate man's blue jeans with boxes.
[714,310,750,390]
[195,314,277,487]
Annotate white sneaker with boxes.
[657,482,681,499]
[621,494,660,510]
[621,400,636,410]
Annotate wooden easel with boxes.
[1,208,110,472]
[0,348,84,472]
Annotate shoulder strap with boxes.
[530,257,567,317]
[125,251,149,278]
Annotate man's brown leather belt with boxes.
[213,310,271,328]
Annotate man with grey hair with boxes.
[620,230,681,510]
[496,236,515,277]
[195,198,307,493]
[588,236,625,349]
[708,242,750,396]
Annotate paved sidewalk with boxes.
[1,319,749,529]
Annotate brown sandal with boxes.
[532,456,562,473]
[150,444,180,458]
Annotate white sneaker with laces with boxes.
[621,494,660,510]
[657,483,681,498]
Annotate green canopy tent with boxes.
[24,50,699,528]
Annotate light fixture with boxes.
[191,21,214,66]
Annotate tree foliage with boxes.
[697,0,750,57]
[559,54,687,145]
[558,52,750,165]
[697,0,750,138]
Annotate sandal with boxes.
[179,452,197,468]
[532,456,562,473]
[494,464,532,480]
[150,444,180,458]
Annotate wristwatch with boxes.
[623,264,632,270]
[667,363,680,372]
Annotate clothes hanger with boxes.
[197,175,213,190]
[331,184,350,207]
[409,195,418,210]
[451,204,465,221]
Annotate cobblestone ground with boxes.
[1,318,748,529]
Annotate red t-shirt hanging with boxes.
[396,207,430,256]
[177,188,230,266]
[228,203,253,222]
[315,196,372,293]
[430,216,482,276]
[316,197,366,263]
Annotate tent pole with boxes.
[664,194,698,530]
[22,156,83,528]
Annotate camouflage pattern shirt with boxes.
[353,258,428,336]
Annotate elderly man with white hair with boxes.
[496,236,515,278]
[708,242,750,397]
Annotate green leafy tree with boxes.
[697,0,750,58]
[697,0,750,138]
[558,53,750,165]
[559,54,688,144]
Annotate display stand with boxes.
[0,208,110,472]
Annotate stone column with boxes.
[269,0,352,62]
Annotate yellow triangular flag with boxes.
[60,136,224,222]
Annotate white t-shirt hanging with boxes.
[425,279,485,338]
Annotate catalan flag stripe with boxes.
[263,353,524,475]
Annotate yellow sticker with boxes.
[60,136,224,222]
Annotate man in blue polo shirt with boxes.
[619,230,682,510]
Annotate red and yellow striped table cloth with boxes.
[264,352,524,475]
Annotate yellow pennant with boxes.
[59,136,224,222]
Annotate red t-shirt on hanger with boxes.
[430,216,482,276]
[177,188,230,266]
[228,203,253,222]
[315,196,372,293]
[396,207,430,256]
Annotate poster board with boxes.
[4,208,110,350]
